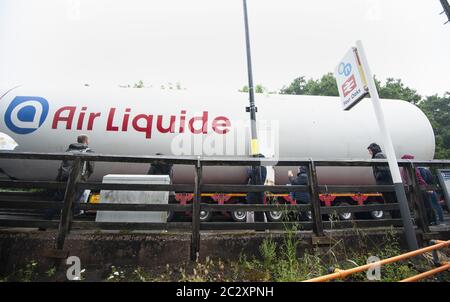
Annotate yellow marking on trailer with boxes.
[89,193,100,204]
[251,139,259,155]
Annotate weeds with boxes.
[259,237,276,268]
[46,267,57,278]
[133,267,151,282]
[15,260,38,282]
[1,227,447,282]
[178,256,229,282]
[106,266,126,282]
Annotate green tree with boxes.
[279,76,307,95]
[239,84,267,93]
[133,80,144,88]
[419,93,450,159]
[280,73,338,96]
[281,73,448,159]
[375,77,422,105]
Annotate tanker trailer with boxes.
[0,86,435,221]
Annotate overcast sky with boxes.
[0,0,449,96]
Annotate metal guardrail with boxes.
[303,240,450,282]
[0,151,449,261]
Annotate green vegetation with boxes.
[233,227,448,282]
[45,267,56,278]
[280,73,339,96]
[119,80,186,90]
[419,93,450,159]
[106,265,126,282]
[279,74,449,159]
[3,227,448,282]
[133,80,144,88]
[239,84,268,94]
[3,260,40,282]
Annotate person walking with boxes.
[288,166,311,221]
[147,153,174,179]
[44,135,94,221]
[418,166,444,225]
[148,153,175,221]
[367,143,399,217]
[401,154,437,226]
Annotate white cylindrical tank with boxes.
[0,86,435,185]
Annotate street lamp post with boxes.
[243,0,259,157]
[242,0,264,225]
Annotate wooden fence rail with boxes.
[0,151,449,261]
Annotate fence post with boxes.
[308,160,324,236]
[55,157,82,251]
[407,162,430,234]
[191,157,202,261]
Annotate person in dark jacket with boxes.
[418,166,443,225]
[367,143,398,217]
[401,154,436,225]
[56,135,95,182]
[44,135,94,221]
[246,154,267,224]
[148,153,175,219]
[367,143,393,185]
[288,166,311,220]
[147,153,173,180]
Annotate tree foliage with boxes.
[280,73,338,96]
[280,73,448,159]
[418,93,450,159]
[375,77,421,105]
[133,80,144,88]
[239,84,267,94]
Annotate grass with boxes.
[1,226,449,282]
[229,224,449,282]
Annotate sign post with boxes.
[335,40,419,251]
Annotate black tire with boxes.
[306,210,313,221]
[298,210,312,221]
[166,210,174,222]
[230,208,247,222]
[266,199,289,222]
[335,202,354,221]
[199,209,213,222]
[369,202,385,220]
[266,210,284,222]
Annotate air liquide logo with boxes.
[5,96,49,134]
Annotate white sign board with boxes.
[335,47,369,110]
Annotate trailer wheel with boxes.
[335,202,354,221]
[166,210,174,222]
[265,199,287,222]
[199,210,213,222]
[369,202,385,220]
[266,210,284,222]
[230,209,247,222]
[298,209,312,221]
[306,210,313,221]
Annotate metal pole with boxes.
[355,40,419,250]
[191,157,202,261]
[440,0,450,24]
[242,0,264,226]
[243,0,259,157]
